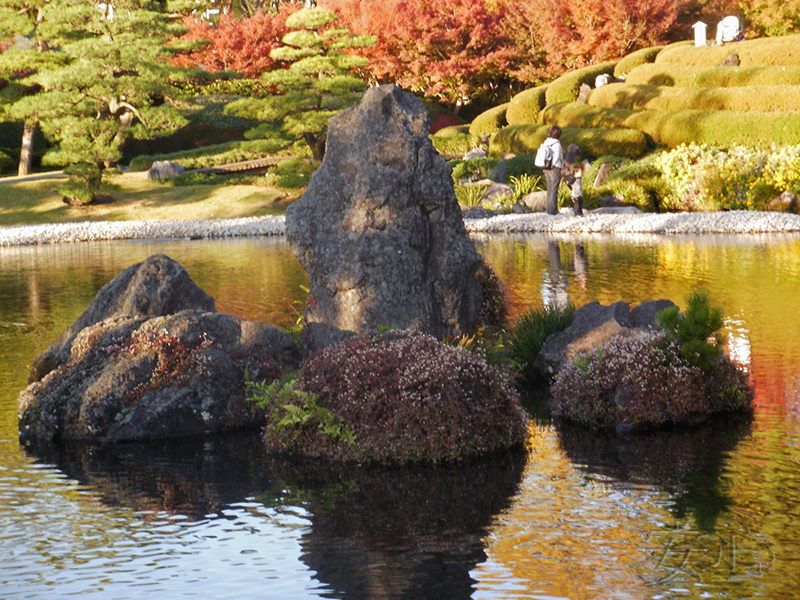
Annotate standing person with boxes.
[542,126,564,215]
[571,165,584,216]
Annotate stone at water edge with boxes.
[286,84,486,345]
[29,253,216,383]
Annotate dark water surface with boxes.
[1,233,799,599]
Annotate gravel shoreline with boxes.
[2,210,800,246]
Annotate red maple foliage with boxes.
[171,6,301,77]
[325,0,520,109]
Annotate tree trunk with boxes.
[304,131,327,162]
[18,120,36,177]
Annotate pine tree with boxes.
[0,0,189,201]
[224,6,374,161]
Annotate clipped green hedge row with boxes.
[489,124,648,159]
[655,33,800,67]
[625,62,800,87]
[430,133,482,156]
[588,82,800,112]
[541,101,800,148]
[545,61,618,105]
[614,46,665,78]
[505,84,548,125]
[128,139,286,171]
[469,102,509,136]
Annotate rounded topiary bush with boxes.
[625,62,800,87]
[655,34,800,67]
[545,61,618,105]
[551,330,753,430]
[614,46,664,78]
[257,330,528,464]
[469,103,509,136]
[506,85,548,125]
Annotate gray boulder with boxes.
[534,300,676,376]
[481,182,515,207]
[29,254,216,383]
[146,160,186,180]
[522,190,547,212]
[19,255,300,442]
[286,84,485,343]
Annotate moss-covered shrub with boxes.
[625,62,800,87]
[614,46,664,78]
[545,61,618,105]
[541,102,800,148]
[430,133,483,156]
[469,103,509,136]
[505,85,548,125]
[550,329,752,429]
[489,123,648,160]
[254,330,528,464]
[655,33,800,67]
[588,82,800,112]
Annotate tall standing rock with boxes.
[286,84,484,341]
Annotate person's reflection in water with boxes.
[573,241,588,290]
[546,241,570,308]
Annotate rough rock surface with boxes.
[534,299,676,376]
[286,84,484,341]
[19,255,300,442]
[147,161,186,180]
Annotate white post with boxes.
[692,21,707,47]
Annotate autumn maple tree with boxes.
[325,0,519,111]
[171,6,300,77]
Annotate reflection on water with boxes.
[2,232,800,599]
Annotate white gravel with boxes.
[1,210,800,246]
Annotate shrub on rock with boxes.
[251,330,528,464]
[550,329,753,430]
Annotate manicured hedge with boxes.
[541,101,800,148]
[430,133,482,156]
[469,102,509,136]
[128,139,285,171]
[489,124,648,159]
[588,82,800,112]
[655,33,800,67]
[625,62,800,87]
[545,61,618,105]
[505,85,548,125]
[614,46,664,78]
[433,124,471,137]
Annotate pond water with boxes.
[1,233,799,600]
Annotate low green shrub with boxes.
[450,156,498,183]
[254,330,528,463]
[614,46,664,78]
[454,183,488,206]
[545,61,618,105]
[469,103,509,136]
[504,303,574,383]
[489,123,648,160]
[128,139,285,171]
[433,124,471,137]
[653,143,800,211]
[505,85,548,125]
[550,328,752,428]
[625,62,800,87]
[589,82,800,112]
[500,153,537,179]
[269,158,318,189]
[655,33,800,67]
[583,154,670,211]
[542,102,800,149]
[430,133,483,156]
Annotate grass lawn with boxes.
[0,171,297,227]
